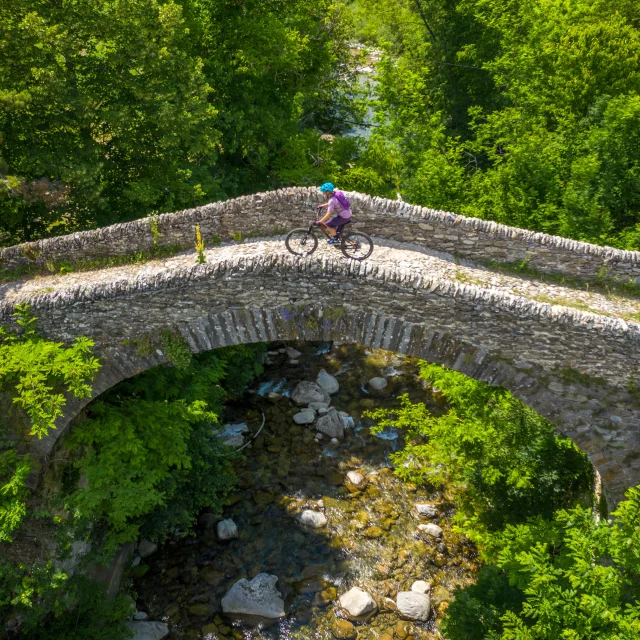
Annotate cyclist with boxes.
[316,182,352,244]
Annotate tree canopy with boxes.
[0,0,353,244]
[344,0,640,248]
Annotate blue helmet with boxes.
[319,182,335,193]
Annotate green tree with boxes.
[366,363,593,539]
[351,0,640,248]
[0,304,98,542]
[0,563,132,640]
[70,398,219,545]
[0,0,220,242]
[483,488,640,639]
[0,0,354,244]
[443,490,640,639]
[69,344,265,546]
[0,304,99,439]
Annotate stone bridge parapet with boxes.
[2,188,640,283]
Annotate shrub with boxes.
[366,363,593,540]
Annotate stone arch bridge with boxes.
[2,188,640,505]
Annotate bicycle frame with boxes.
[309,215,349,240]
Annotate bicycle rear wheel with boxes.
[285,228,319,256]
[340,231,374,260]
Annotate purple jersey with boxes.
[327,191,352,219]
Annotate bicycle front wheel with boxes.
[285,228,319,257]
[340,231,374,260]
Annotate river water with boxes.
[131,343,480,640]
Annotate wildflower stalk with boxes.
[195,225,206,264]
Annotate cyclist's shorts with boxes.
[326,215,350,229]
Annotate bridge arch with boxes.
[3,249,638,506]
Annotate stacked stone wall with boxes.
[2,188,640,283]
[2,252,639,502]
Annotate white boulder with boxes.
[411,581,431,594]
[368,377,388,392]
[299,510,327,529]
[415,503,437,517]
[217,519,238,540]
[292,381,330,406]
[396,591,430,621]
[418,523,442,538]
[338,587,378,619]
[316,369,339,395]
[126,621,170,640]
[316,409,344,440]
[293,409,315,425]
[221,574,286,620]
[346,471,366,488]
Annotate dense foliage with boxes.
[332,0,640,249]
[444,489,640,639]
[0,305,98,542]
[367,363,593,539]
[69,344,265,549]
[365,363,640,639]
[1,333,264,636]
[0,304,99,440]
[0,0,354,244]
[0,563,133,640]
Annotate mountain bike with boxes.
[285,214,374,260]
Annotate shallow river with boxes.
[132,343,480,640]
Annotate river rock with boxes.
[217,423,249,448]
[299,510,327,529]
[316,409,344,440]
[138,540,157,558]
[293,409,316,425]
[368,377,388,392]
[201,567,225,586]
[346,471,366,488]
[395,621,412,639]
[431,585,452,606]
[292,381,330,406]
[189,604,210,616]
[415,503,437,517]
[396,591,431,622]
[332,619,356,639]
[317,369,339,395]
[286,347,302,360]
[308,401,330,411]
[217,519,238,540]
[221,574,286,621]
[126,621,169,640]
[341,415,355,429]
[338,587,378,620]
[133,611,149,621]
[411,581,431,594]
[418,523,442,538]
